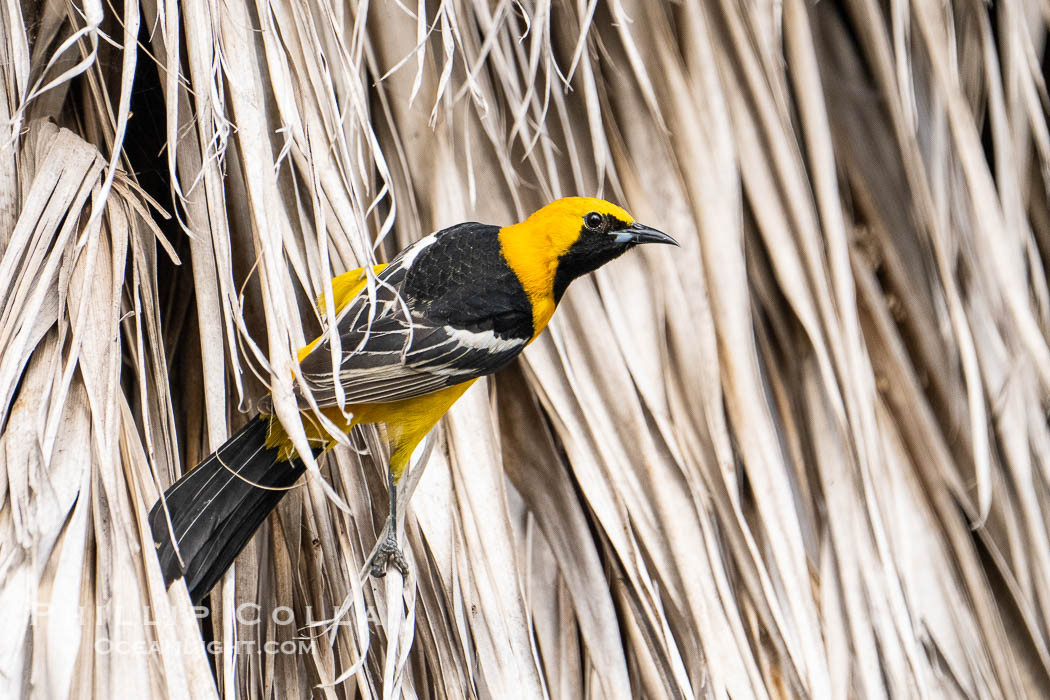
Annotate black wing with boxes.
[296,223,534,406]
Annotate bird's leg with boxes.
[370,469,409,578]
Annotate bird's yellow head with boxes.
[499,197,676,312]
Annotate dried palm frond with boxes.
[2,0,1049,697]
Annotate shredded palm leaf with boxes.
[1,1,1049,697]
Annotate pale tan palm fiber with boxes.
[1,1,1049,698]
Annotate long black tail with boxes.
[149,415,305,603]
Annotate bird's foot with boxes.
[370,531,409,578]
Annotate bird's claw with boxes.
[370,532,409,578]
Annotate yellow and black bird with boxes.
[149,197,675,602]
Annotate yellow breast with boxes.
[498,223,562,337]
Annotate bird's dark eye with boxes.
[584,212,603,231]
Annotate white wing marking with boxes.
[441,325,529,353]
[399,234,438,268]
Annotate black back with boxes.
[404,223,534,340]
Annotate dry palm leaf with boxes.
[1,0,1049,698]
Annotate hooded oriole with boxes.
[149,197,675,602]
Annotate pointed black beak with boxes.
[615,222,678,246]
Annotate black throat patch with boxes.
[551,219,632,303]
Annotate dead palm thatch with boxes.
[2,0,1050,697]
